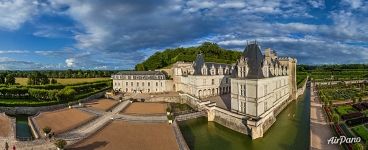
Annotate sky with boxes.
[0,0,367,70]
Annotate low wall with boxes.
[28,116,40,139]
[0,91,106,115]
[297,76,309,99]
[145,96,182,103]
[212,107,249,135]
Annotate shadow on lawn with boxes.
[68,141,108,150]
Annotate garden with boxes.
[316,82,368,149]
[317,82,368,103]
[0,80,112,107]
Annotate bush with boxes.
[56,87,76,101]
[43,126,51,134]
[54,139,67,149]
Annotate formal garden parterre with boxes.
[317,82,368,149]
[0,80,112,106]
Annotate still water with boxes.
[179,87,310,150]
[15,115,33,140]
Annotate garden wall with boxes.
[297,76,309,99]
[0,90,106,115]
[212,107,249,135]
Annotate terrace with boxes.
[121,102,167,116]
[69,121,179,150]
[0,113,11,137]
[84,99,119,112]
[32,108,96,135]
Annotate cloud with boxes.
[0,0,39,30]
[65,58,75,67]
[0,50,30,54]
[1,0,367,69]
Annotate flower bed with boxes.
[346,117,368,127]
[341,112,364,120]
[352,125,368,141]
[336,105,357,116]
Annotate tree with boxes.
[43,126,51,135]
[0,73,6,84]
[50,78,57,84]
[332,113,340,124]
[5,74,15,85]
[359,96,363,103]
[54,139,67,149]
[352,143,363,150]
[353,98,358,104]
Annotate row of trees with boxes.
[27,72,54,85]
[0,73,16,85]
[135,42,242,71]
[0,70,119,78]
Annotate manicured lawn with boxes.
[352,125,368,141]
[336,105,356,116]
[15,77,111,85]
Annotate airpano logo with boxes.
[327,136,361,144]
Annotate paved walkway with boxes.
[310,83,339,150]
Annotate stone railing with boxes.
[175,111,206,121]
[28,115,40,139]
[172,120,190,150]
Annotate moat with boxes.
[179,87,310,150]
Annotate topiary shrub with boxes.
[54,139,67,149]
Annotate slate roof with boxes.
[115,71,165,76]
[242,42,265,79]
[192,53,232,75]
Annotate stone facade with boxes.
[112,71,173,93]
[111,41,297,139]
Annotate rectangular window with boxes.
[264,101,268,111]
[161,82,162,87]
[148,82,150,86]
[240,101,246,113]
[264,85,267,95]
[137,82,139,86]
[142,82,145,86]
[126,82,128,86]
[212,79,215,85]
[156,82,158,86]
[131,82,133,86]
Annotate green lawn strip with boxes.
[341,123,355,138]
[336,105,357,116]
[352,125,368,141]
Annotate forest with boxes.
[135,42,242,71]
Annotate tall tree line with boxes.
[0,69,120,78]
[0,73,15,85]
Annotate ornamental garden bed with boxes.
[341,112,364,120]
[352,125,368,141]
[0,80,112,107]
[336,105,357,116]
[346,117,368,127]
[353,103,368,111]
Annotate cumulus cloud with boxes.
[0,0,367,69]
[0,0,39,30]
[65,58,75,67]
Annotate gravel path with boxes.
[310,83,339,150]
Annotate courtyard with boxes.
[69,121,179,150]
[0,113,11,137]
[84,99,119,112]
[121,102,167,116]
[32,108,96,135]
